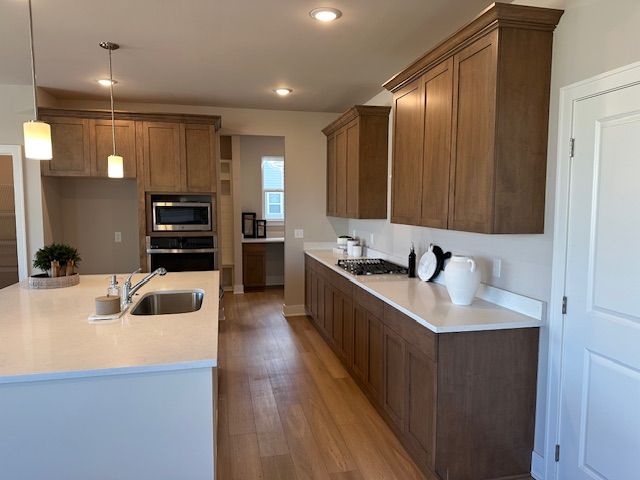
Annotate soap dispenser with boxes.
[107,275,120,297]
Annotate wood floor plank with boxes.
[261,454,299,480]
[218,289,428,480]
[229,433,263,480]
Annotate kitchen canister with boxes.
[444,255,481,305]
[347,239,359,256]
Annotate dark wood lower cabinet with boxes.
[242,243,266,289]
[304,254,539,480]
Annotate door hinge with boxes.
[562,296,568,315]
[569,138,575,158]
[555,444,561,462]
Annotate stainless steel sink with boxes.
[130,290,204,315]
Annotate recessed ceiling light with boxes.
[309,7,342,22]
[274,88,293,97]
[97,78,118,87]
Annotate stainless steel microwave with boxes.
[152,201,213,232]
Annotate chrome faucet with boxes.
[121,267,167,308]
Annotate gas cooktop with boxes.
[336,258,408,276]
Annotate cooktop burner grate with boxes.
[336,258,408,276]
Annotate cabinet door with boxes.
[420,59,453,228]
[345,120,360,218]
[310,269,318,320]
[141,121,182,191]
[450,30,498,233]
[391,79,424,225]
[91,119,137,178]
[405,344,437,469]
[326,133,337,216]
[335,128,348,216]
[183,124,216,192]
[353,303,369,383]
[342,295,354,367]
[41,116,91,176]
[332,290,344,352]
[323,282,334,338]
[367,313,384,404]
[242,244,266,288]
[317,274,325,331]
[384,326,406,430]
[305,265,312,314]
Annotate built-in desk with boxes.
[241,237,284,289]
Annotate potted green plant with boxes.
[30,243,82,289]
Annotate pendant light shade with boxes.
[23,0,52,160]
[107,155,124,178]
[23,120,52,160]
[100,41,123,178]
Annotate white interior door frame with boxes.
[545,60,640,480]
[0,144,29,281]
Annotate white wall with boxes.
[38,96,347,309]
[0,84,44,274]
[353,0,640,462]
[42,177,139,274]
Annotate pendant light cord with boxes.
[27,0,39,120]
[108,47,116,156]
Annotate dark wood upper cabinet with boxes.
[326,134,337,216]
[141,121,182,192]
[385,3,563,234]
[182,124,217,193]
[322,106,390,219]
[40,116,92,177]
[91,119,137,178]
[391,80,424,225]
[421,58,453,229]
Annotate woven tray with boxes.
[29,273,80,289]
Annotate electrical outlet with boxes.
[114,232,122,243]
[492,258,502,278]
[294,229,304,239]
[352,229,357,238]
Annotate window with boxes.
[262,157,284,221]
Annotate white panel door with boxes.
[560,83,640,480]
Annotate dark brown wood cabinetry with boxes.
[322,106,390,219]
[39,109,220,192]
[91,119,137,178]
[304,253,539,480]
[385,3,563,233]
[242,243,266,289]
[40,116,92,177]
[141,121,182,191]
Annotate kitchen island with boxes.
[0,271,219,480]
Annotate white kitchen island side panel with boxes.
[0,366,216,480]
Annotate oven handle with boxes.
[146,248,218,254]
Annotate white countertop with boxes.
[305,250,541,334]
[0,271,219,384]
[242,237,285,244]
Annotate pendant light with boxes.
[99,41,123,178]
[23,0,52,160]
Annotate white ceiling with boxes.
[2,0,492,112]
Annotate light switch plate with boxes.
[294,229,304,239]
[114,232,122,243]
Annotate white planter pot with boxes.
[444,255,481,305]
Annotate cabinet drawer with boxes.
[325,267,353,295]
[353,287,384,318]
[383,304,437,362]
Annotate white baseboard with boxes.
[282,304,306,317]
[531,452,545,480]
[233,285,244,294]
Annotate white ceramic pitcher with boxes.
[444,255,481,305]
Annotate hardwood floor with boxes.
[217,288,427,480]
